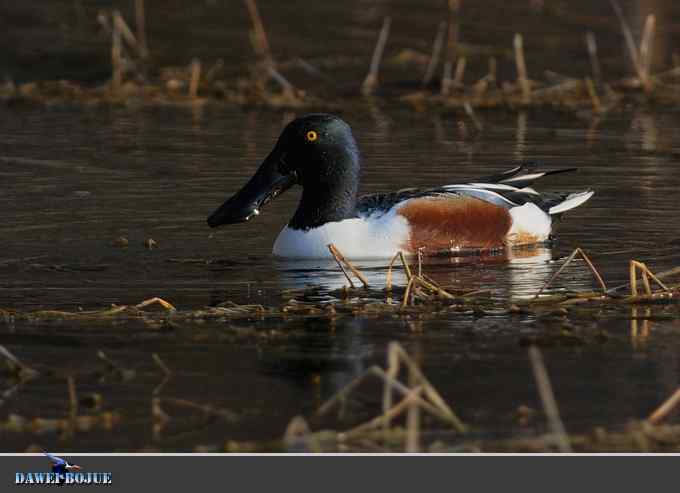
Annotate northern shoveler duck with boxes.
[207,114,593,259]
[44,452,81,475]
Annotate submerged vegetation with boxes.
[3,244,680,452]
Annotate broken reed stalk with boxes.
[391,250,434,307]
[406,360,420,452]
[422,21,447,87]
[317,369,374,417]
[386,342,466,432]
[440,60,453,96]
[386,252,401,293]
[401,277,415,308]
[609,0,644,82]
[245,0,296,100]
[152,353,172,377]
[463,102,483,131]
[135,297,176,311]
[514,33,531,103]
[111,11,123,93]
[327,244,369,288]
[528,346,571,453]
[488,57,497,86]
[639,14,656,91]
[346,386,424,438]
[399,251,413,280]
[452,56,466,89]
[67,376,78,437]
[151,397,170,440]
[648,387,680,425]
[629,261,643,296]
[328,245,356,288]
[0,382,22,407]
[419,274,456,299]
[243,0,296,97]
[0,345,22,372]
[585,77,602,113]
[97,350,136,382]
[533,248,607,299]
[361,17,391,96]
[609,265,680,294]
[573,249,608,293]
[441,0,460,96]
[135,0,149,59]
[267,66,296,99]
[384,249,447,303]
[152,353,172,396]
[383,345,399,432]
[244,0,272,62]
[22,297,176,321]
[629,260,670,297]
[67,376,78,419]
[161,397,238,422]
[585,32,602,84]
[471,58,497,95]
[113,11,142,58]
[630,306,651,342]
[295,57,328,81]
[375,368,458,425]
[317,343,465,435]
[0,345,37,379]
[189,58,201,99]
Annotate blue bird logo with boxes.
[44,452,81,475]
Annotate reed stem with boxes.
[514,33,531,103]
[362,17,391,96]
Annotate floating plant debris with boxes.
[3,0,680,117]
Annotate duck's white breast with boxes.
[272,210,410,259]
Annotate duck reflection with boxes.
[275,245,555,299]
[258,246,556,397]
[255,316,371,398]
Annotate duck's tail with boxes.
[547,190,594,215]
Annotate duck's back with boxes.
[273,165,593,259]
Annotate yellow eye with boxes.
[306,130,318,142]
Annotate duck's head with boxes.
[207,114,360,229]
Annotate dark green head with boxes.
[207,114,361,230]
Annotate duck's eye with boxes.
[305,130,318,142]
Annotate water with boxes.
[2,0,680,452]
[2,105,680,452]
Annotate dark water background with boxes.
[2,0,680,451]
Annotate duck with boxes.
[207,114,593,259]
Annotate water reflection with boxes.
[630,112,658,152]
[631,306,652,349]
[255,316,371,396]
[514,111,528,162]
[276,257,410,292]
[276,245,556,299]
[5,103,680,450]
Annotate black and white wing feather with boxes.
[356,165,593,217]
